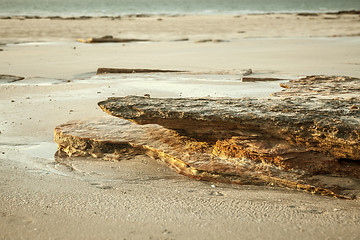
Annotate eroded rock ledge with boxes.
[98,76,360,163]
[55,75,360,199]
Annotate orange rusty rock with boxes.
[350,105,359,110]
[54,117,359,199]
[54,75,360,199]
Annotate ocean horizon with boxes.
[1,0,360,17]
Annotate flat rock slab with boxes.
[54,117,360,199]
[274,75,360,99]
[96,68,186,75]
[77,35,150,43]
[98,96,360,162]
[0,74,25,83]
[241,77,284,82]
[55,75,360,199]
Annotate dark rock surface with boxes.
[77,35,150,43]
[0,74,25,83]
[97,68,186,75]
[241,77,284,82]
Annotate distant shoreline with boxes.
[0,9,359,19]
[1,12,360,45]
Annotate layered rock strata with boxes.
[54,117,358,199]
[55,75,360,198]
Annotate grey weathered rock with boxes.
[241,68,252,76]
[98,77,360,162]
[195,39,227,43]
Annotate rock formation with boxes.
[77,35,150,43]
[55,75,360,199]
[241,77,284,82]
[96,68,186,75]
[0,74,25,83]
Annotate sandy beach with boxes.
[1,13,360,239]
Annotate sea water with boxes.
[0,0,359,17]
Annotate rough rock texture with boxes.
[55,75,360,198]
[54,117,359,199]
[98,79,360,163]
[274,75,360,98]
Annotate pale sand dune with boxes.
[0,14,360,240]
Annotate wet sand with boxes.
[1,13,360,239]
